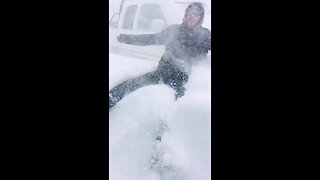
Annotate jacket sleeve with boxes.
[198,28,211,51]
[117,26,173,46]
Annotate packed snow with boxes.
[109,0,211,179]
[109,53,211,180]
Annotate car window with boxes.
[122,5,137,30]
[137,4,166,31]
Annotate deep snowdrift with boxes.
[109,53,211,180]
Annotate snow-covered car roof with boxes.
[121,0,211,29]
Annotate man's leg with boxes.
[174,86,186,100]
[162,70,189,100]
[172,73,188,100]
[109,71,160,109]
[157,58,189,100]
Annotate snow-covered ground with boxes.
[109,53,211,180]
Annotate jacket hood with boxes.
[182,2,205,27]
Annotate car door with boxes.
[117,3,167,61]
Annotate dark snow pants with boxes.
[109,60,188,110]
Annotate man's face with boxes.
[186,10,202,29]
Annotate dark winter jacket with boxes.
[117,23,211,74]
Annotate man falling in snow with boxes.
[109,2,211,110]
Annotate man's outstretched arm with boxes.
[117,33,160,46]
[117,25,176,46]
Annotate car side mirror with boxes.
[109,13,119,28]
